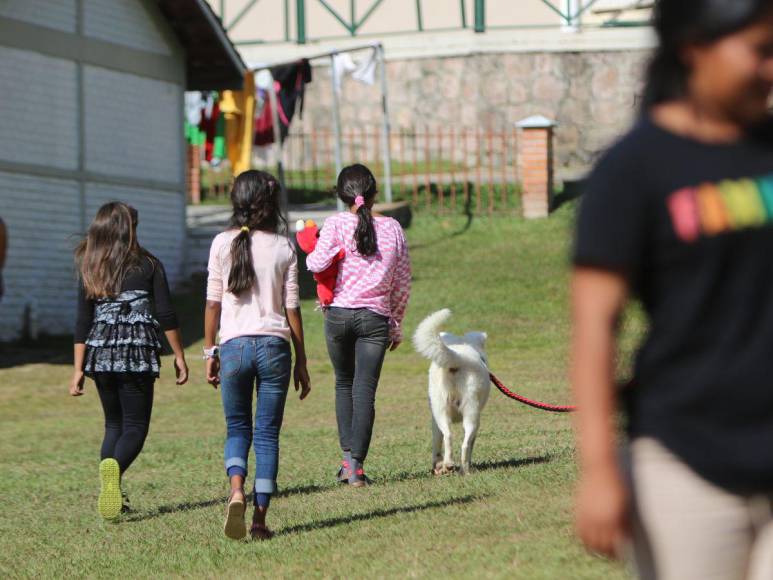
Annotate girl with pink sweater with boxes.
[307,164,411,487]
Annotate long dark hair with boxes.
[337,164,378,257]
[75,202,150,298]
[227,170,287,294]
[642,0,773,109]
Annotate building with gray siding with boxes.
[0,0,244,341]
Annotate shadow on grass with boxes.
[408,190,475,252]
[551,178,585,212]
[378,454,552,484]
[0,335,74,369]
[473,455,552,472]
[121,457,545,524]
[124,482,328,523]
[277,494,483,536]
[124,497,223,523]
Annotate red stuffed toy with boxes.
[295,219,345,307]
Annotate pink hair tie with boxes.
[354,195,365,209]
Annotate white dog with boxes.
[413,309,490,475]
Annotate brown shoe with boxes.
[223,490,246,540]
[349,468,372,487]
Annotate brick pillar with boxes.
[516,115,556,219]
[187,143,201,205]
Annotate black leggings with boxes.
[94,373,155,473]
[324,308,390,462]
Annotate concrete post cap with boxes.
[516,115,558,129]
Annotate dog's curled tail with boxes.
[413,309,459,368]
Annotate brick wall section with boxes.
[187,144,201,204]
[296,50,648,182]
[518,126,554,219]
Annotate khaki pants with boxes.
[627,438,773,580]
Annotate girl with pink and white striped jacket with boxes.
[307,164,411,487]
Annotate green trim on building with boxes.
[474,0,484,32]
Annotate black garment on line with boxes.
[573,115,773,493]
[270,59,312,142]
[94,372,154,473]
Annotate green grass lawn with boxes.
[0,205,634,579]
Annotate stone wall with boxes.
[292,49,650,182]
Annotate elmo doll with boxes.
[295,219,344,307]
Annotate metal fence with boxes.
[247,125,521,214]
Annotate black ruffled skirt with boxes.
[83,290,162,378]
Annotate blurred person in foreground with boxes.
[571,0,773,578]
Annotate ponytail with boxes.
[226,170,284,295]
[355,202,377,257]
[336,164,379,257]
[227,226,255,294]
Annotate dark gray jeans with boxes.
[324,307,390,462]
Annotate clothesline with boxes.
[248,42,384,72]
[185,41,393,212]
[250,41,393,210]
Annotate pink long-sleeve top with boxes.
[306,212,411,342]
[207,230,299,344]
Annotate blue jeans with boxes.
[219,335,291,503]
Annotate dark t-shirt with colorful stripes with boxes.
[574,116,773,493]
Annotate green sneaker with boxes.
[98,459,122,521]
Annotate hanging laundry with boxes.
[184,120,198,144]
[332,52,357,95]
[219,90,240,165]
[185,91,203,126]
[330,49,378,96]
[202,92,216,120]
[219,71,256,176]
[351,47,378,86]
[249,60,312,148]
[253,88,275,147]
[270,59,312,141]
[212,110,226,163]
[198,92,221,162]
[184,92,207,147]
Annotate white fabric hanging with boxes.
[351,47,378,86]
[184,91,203,125]
[203,92,216,119]
[331,52,357,95]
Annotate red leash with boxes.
[489,373,576,413]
